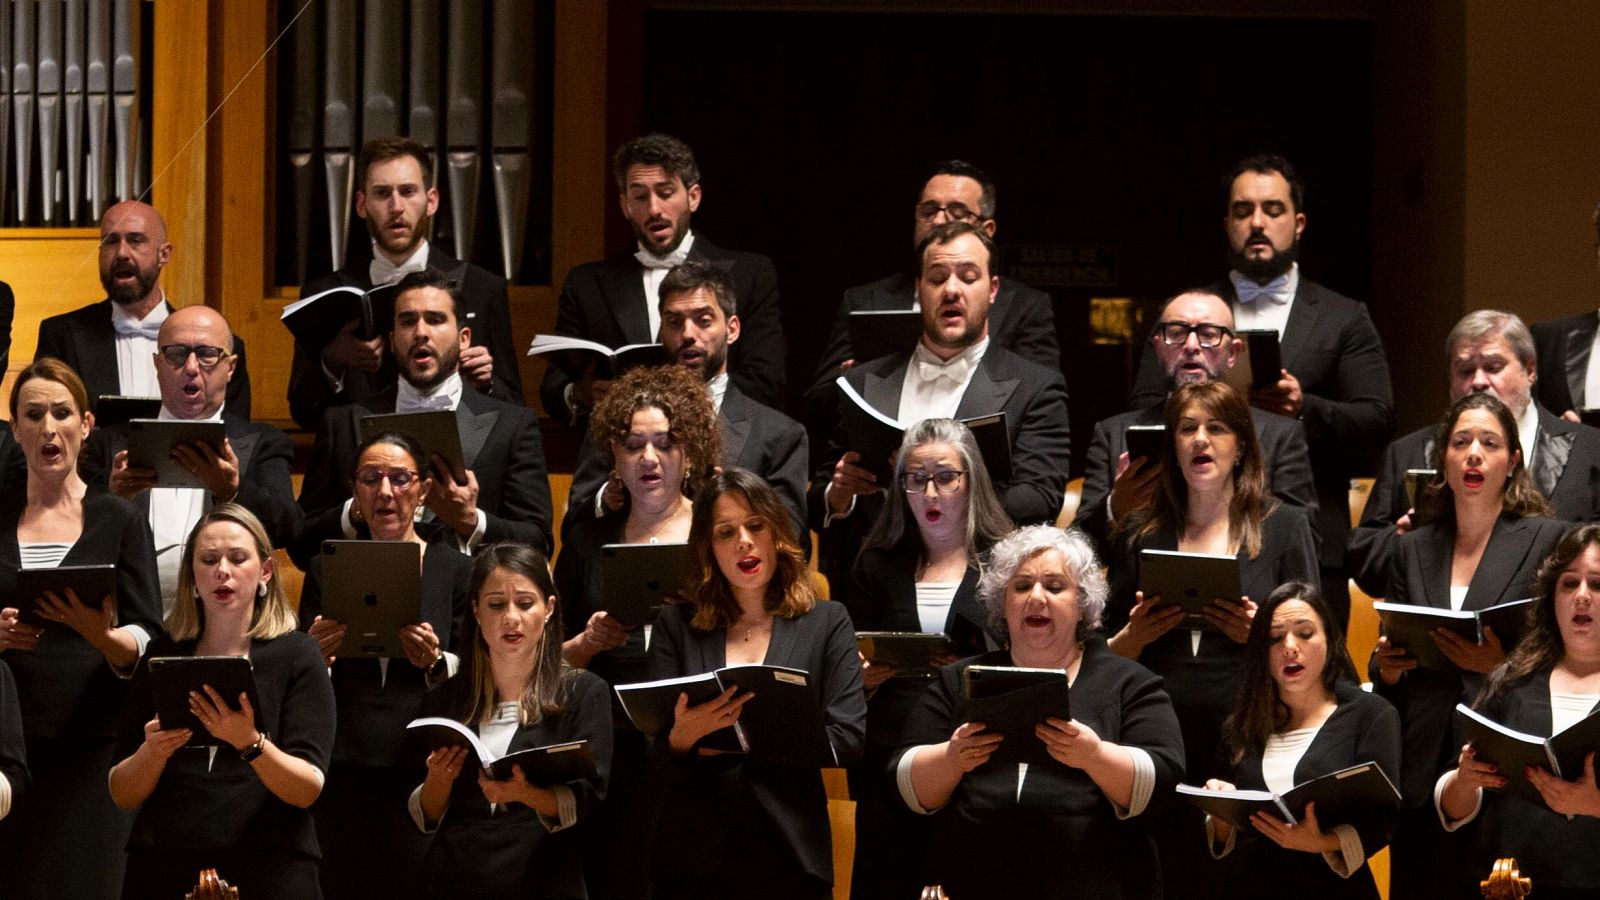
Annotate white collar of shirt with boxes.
[898,336,989,425]
[370,239,431,286]
[110,291,169,336]
[157,404,224,423]
[112,292,168,396]
[706,370,729,414]
[1516,397,1541,467]
[636,231,695,343]
[911,336,988,387]
[397,371,463,412]
[1229,264,1298,337]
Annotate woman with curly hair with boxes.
[553,363,719,898]
[647,469,865,900]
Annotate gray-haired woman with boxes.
[892,525,1185,898]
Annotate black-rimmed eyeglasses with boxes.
[158,343,233,369]
[902,470,966,494]
[914,202,984,223]
[1155,322,1233,349]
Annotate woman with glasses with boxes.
[845,417,1014,897]
[1106,380,1318,899]
[554,363,720,898]
[0,358,162,900]
[298,429,473,899]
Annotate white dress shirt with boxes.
[897,336,989,426]
[1516,397,1541,474]
[407,701,577,832]
[1230,263,1299,338]
[111,296,168,397]
[635,230,695,342]
[1584,313,1600,410]
[149,404,225,616]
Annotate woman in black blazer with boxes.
[895,524,1185,898]
[1438,523,1600,899]
[298,429,473,900]
[0,358,162,900]
[846,417,1014,897]
[1374,393,1566,899]
[647,469,865,900]
[1199,582,1401,900]
[412,543,613,900]
[109,504,335,897]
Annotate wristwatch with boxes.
[238,732,267,762]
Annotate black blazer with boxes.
[114,632,335,865]
[539,235,785,419]
[647,600,866,886]
[1374,514,1566,805]
[82,413,302,550]
[0,279,14,377]
[1131,277,1395,564]
[809,345,1072,530]
[286,246,525,431]
[1105,505,1321,780]
[416,669,613,900]
[1218,682,1401,900]
[299,541,473,768]
[1073,402,1319,556]
[35,298,252,420]
[0,429,23,499]
[1531,311,1597,416]
[802,272,1060,437]
[1456,669,1600,892]
[895,641,1185,899]
[0,661,28,812]
[552,514,650,691]
[0,488,163,741]
[292,385,554,567]
[1347,407,1600,597]
[561,382,810,550]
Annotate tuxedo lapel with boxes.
[1277,284,1321,371]
[455,395,499,468]
[1463,518,1535,611]
[1535,408,1575,498]
[863,363,906,420]
[602,259,652,345]
[1417,525,1453,610]
[719,388,751,467]
[77,302,122,399]
[1565,324,1595,410]
[955,356,1018,420]
[227,423,260,475]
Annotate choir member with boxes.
[108,504,335,897]
[0,357,162,900]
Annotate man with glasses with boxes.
[293,268,553,567]
[1073,289,1316,554]
[803,160,1059,438]
[36,200,252,418]
[1127,154,1394,625]
[87,305,298,613]
[539,133,786,425]
[809,221,1070,602]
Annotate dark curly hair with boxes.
[1479,523,1600,706]
[612,133,699,192]
[588,364,721,502]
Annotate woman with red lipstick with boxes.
[847,417,1014,897]
[1438,524,1600,897]
[1201,582,1400,900]
[0,358,162,900]
[1376,392,1565,899]
[411,543,613,900]
[554,363,719,899]
[109,504,335,897]
[297,430,473,899]
[648,469,865,900]
[895,524,1185,898]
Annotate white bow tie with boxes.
[1232,273,1293,305]
[396,392,454,413]
[112,316,163,340]
[635,246,691,271]
[371,255,428,287]
[916,355,975,387]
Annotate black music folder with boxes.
[834,375,1012,484]
[12,564,117,629]
[1177,761,1400,830]
[962,665,1071,767]
[1373,598,1534,672]
[615,664,836,766]
[408,717,598,783]
[847,309,923,364]
[1138,549,1244,629]
[280,282,401,345]
[527,334,667,381]
[1455,704,1600,806]
[148,656,261,747]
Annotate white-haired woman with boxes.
[894,525,1185,898]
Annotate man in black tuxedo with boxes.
[91,306,300,613]
[812,221,1071,600]
[1075,288,1316,555]
[803,160,1059,439]
[1129,154,1394,624]
[1349,309,1600,596]
[563,258,809,544]
[286,136,524,431]
[539,133,785,423]
[1530,203,1600,421]
[36,200,252,419]
[293,269,553,567]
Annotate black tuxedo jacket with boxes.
[1130,277,1395,565]
[1072,401,1318,555]
[292,386,554,567]
[35,299,252,420]
[539,235,785,419]
[1347,405,1600,597]
[802,272,1059,436]
[83,413,301,550]
[286,246,524,431]
[0,429,22,499]
[1531,311,1597,416]
[1373,514,1566,804]
[809,345,1072,530]
[562,382,809,546]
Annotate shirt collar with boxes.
[110,291,170,327]
[706,370,729,413]
[370,239,431,285]
[158,403,224,423]
[396,370,464,412]
[1517,397,1541,462]
[634,229,695,267]
[913,334,989,370]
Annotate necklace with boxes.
[736,616,769,642]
